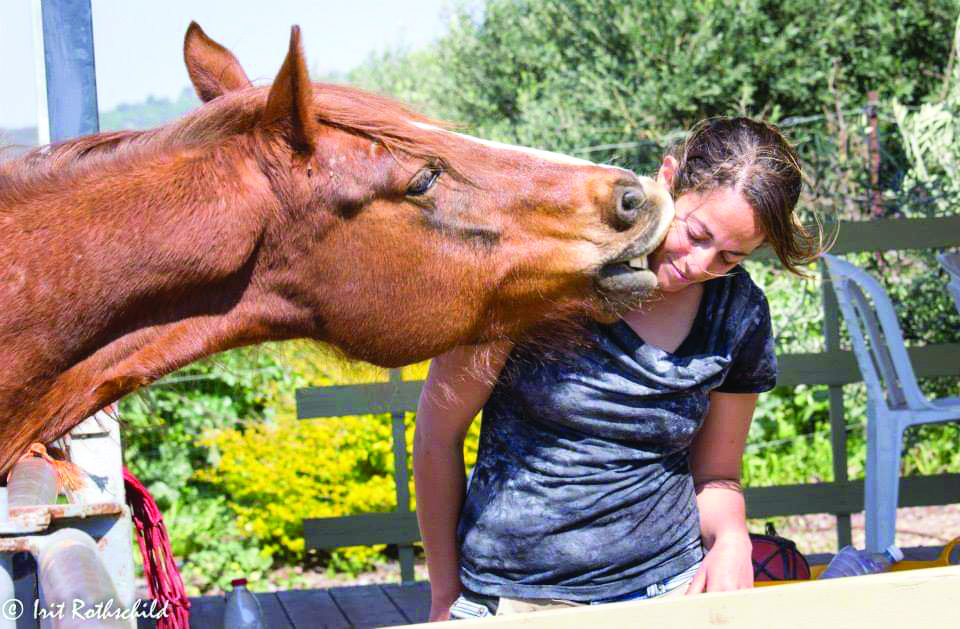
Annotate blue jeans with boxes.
[591,561,701,603]
[449,561,702,619]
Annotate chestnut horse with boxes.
[0,24,673,473]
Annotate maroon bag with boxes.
[751,523,811,582]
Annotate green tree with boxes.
[353,0,957,173]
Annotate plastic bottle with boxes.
[224,578,265,629]
[818,544,904,579]
[7,457,59,506]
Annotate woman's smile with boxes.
[669,259,691,284]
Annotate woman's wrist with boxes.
[430,579,463,606]
[711,528,751,547]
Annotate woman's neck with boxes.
[622,282,704,353]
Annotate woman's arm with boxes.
[414,342,512,621]
[685,391,758,593]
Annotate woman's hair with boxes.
[665,116,824,276]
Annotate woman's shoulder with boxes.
[704,266,772,342]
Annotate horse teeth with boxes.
[627,255,648,270]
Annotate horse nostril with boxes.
[615,188,646,230]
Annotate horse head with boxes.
[184,23,674,366]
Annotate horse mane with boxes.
[0,82,474,204]
[0,96,258,204]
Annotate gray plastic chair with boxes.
[823,254,960,553]
[937,252,960,314]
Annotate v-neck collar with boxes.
[613,277,716,359]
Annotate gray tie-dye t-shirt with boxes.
[457,267,777,602]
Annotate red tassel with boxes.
[124,467,191,629]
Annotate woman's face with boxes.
[650,159,765,293]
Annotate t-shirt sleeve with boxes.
[715,290,778,394]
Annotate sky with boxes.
[0,0,456,129]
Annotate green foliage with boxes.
[194,343,484,574]
[745,384,834,486]
[348,47,449,120]
[120,346,295,593]
[196,409,402,567]
[353,0,957,173]
[165,491,273,594]
[892,14,960,217]
[121,347,290,508]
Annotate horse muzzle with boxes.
[595,176,675,307]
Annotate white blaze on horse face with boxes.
[410,122,620,169]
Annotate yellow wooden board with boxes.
[416,565,960,628]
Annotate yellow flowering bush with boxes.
[196,341,481,571]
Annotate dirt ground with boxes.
[260,503,960,591]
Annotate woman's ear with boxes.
[657,155,678,190]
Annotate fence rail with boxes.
[301,471,960,545]
[297,216,960,582]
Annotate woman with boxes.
[414,117,821,620]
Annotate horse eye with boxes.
[406,167,442,196]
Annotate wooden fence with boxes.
[297,216,960,582]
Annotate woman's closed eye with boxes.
[686,225,744,266]
[686,224,710,244]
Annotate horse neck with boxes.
[0,136,278,419]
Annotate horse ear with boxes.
[183,22,252,102]
[262,26,318,155]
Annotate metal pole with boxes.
[38,0,100,142]
[867,90,887,271]
[31,0,51,145]
[867,91,881,220]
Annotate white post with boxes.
[68,412,137,628]
[30,0,50,146]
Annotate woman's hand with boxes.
[429,591,459,622]
[686,531,754,593]
[427,570,462,621]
